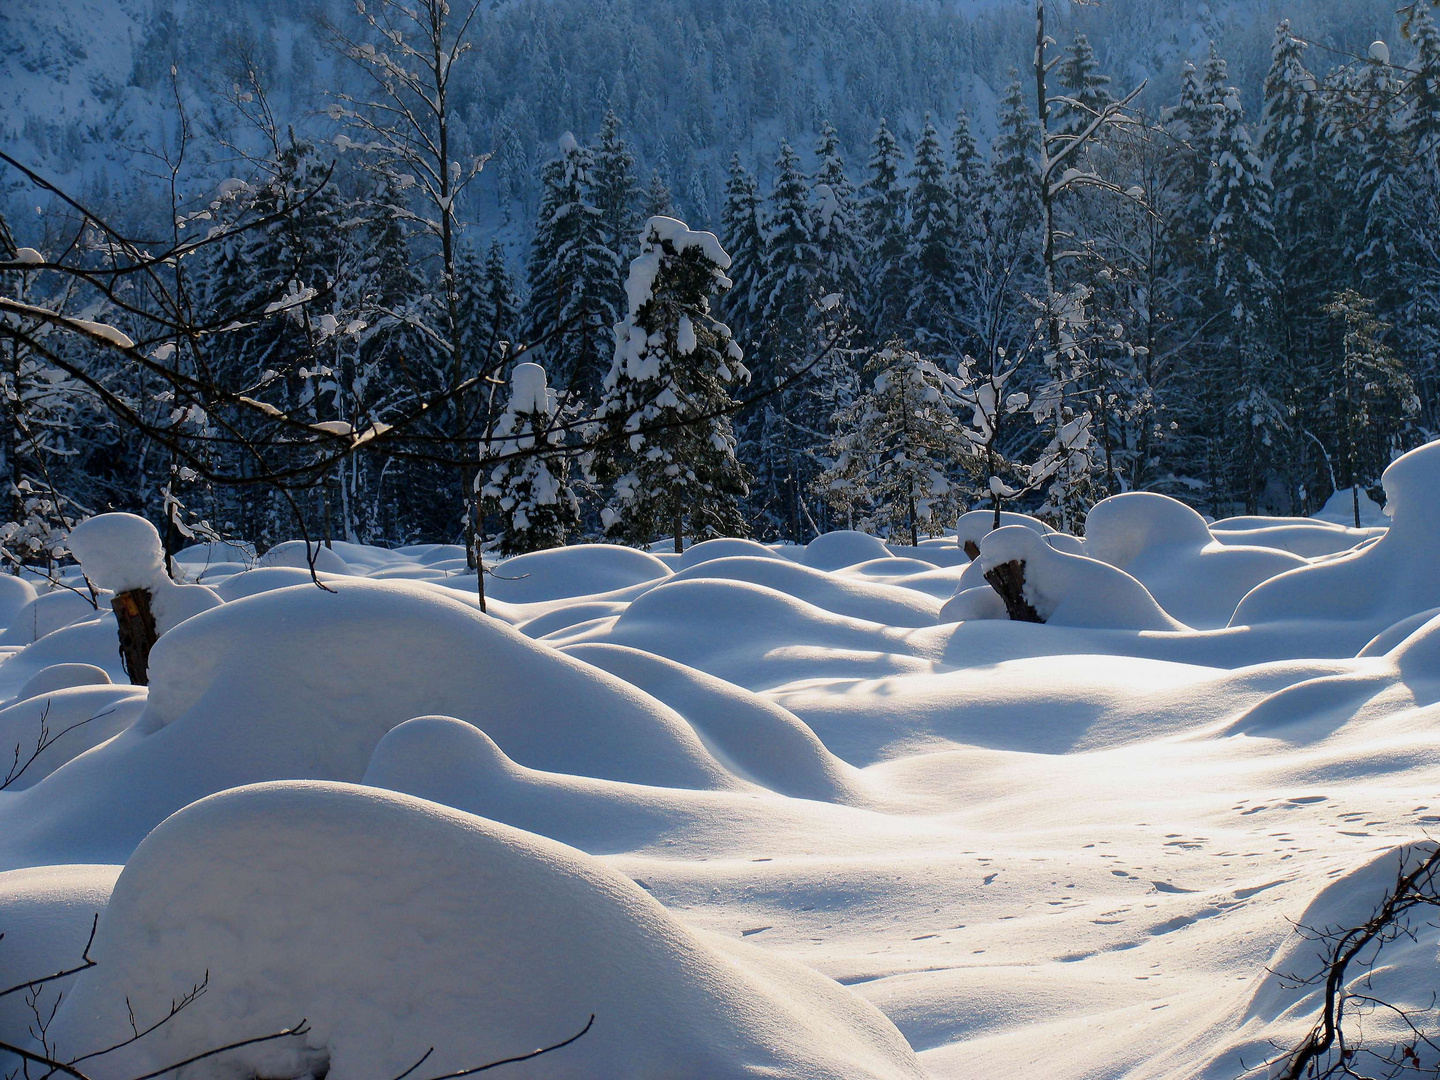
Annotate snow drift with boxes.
[49,781,925,1080]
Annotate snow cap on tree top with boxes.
[67,513,167,593]
[622,216,733,318]
[508,362,552,415]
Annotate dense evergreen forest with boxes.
[1,0,1436,561]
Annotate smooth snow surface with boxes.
[50,782,922,1080]
[7,449,1440,1078]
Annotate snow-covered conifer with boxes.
[524,134,613,400]
[719,154,766,351]
[480,362,580,555]
[593,217,751,552]
[1054,35,1113,139]
[812,121,863,316]
[858,120,909,340]
[905,116,960,354]
[815,345,973,545]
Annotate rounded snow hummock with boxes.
[50,781,925,1080]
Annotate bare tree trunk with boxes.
[983,559,1044,623]
[111,588,158,685]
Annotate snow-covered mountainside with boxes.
[4,441,1440,1077]
[0,0,1396,229]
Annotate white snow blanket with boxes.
[6,442,1440,1079]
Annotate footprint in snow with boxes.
[1151,880,1198,894]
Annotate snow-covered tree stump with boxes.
[983,558,1044,623]
[66,512,220,687]
[110,588,158,685]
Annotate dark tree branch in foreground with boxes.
[0,925,595,1080]
[1260,843,1440,1080]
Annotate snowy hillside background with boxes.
[0,0,1399,233]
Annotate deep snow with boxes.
[4,444,1440,1077]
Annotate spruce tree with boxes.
[589,110,640,333]
[990,74,1042,244]
[859,119,909,341]
[1054,34,1113,139]
[1317,290,1417,525]
[719,154,766,350]
[749,140,825,541]
[1206,57,1282,513]
[812,121,863,315]
[814,344,973,546]
[523,133,612,400]
[904,116,960,355]
[758,140,821,351]
[642,171,676,219]
[594,217,751,552]
[481,362,580,555]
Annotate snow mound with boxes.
[172,539,255,566]
[563,643,865,803]
[488,543,671,603]
[0,684,146,790]
[800,530,895,571]
[0,864,119,1063]
[65,513,223,635]
[1243,844,1438,1041]
[0,590,103,646]
[1083,492,1213,566]
[1084,493,1306,628]
[938,584,1007,622]
[674,536,789,569]
[1208,516,1381,559]
[50,782,923,1080]
[955,509,1052,552]
[1231,439,1440,643]
[668,555,940,626]
[0,579,738,868]
[66,513,166,594]
[364,716,855,853]
[258,539,352,575]
[1313,485,1388,527]
[1358,607,1440,658]
[974,525,1187,631]
[0,574,37,630]
[604,577,918,681]
[17,661,111,698]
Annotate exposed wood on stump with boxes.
[982,559,1044,623]
[962,539,981,561]
[111,588,158,685]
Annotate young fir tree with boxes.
[812,121,863,316]
[642,170,676,219]
[719,154,766,351]
[589,110,640,339]
[1054,34,1114,139]
[456,240,518,392]
[904,116,960,355]
[858,119,909,341]
[990,73,1042,243]
[523,133,613,401]
[1259,21,1332,504]
[950,109,988,249]
[1318,290,1417,527]
[758,140,822,349]
[814,344,973,546]
[1206,57,1282,513]
[480,361,580,555]
[748,140,827,540]
[593,217,751,552]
